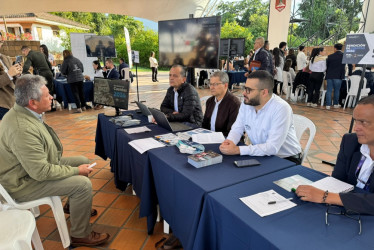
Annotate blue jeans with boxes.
[326,79,342,106]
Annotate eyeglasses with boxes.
[325,205,362,235]
[242,86,264,94]
[208,82,224,87]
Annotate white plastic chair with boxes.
[0,184,70,248]
[319,82,327,107]
[0,209,43,250]
[200,96,210,111]
[282,71,293,100]
[343,75,369,109]
[293,114,316,164]
[121,68,130,81]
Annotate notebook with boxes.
[311,176,354,193]
[249,60,261,71]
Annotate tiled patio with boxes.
[36,71,354,249]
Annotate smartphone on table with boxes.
[234,159,261,168]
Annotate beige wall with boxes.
[0,40,40,59]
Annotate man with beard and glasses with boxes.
[219,70,302,164]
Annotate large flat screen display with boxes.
[220,38,246,57]
[85,35,117,58]
[158,16,221,69]
[93,78,129,110]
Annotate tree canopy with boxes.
[51,0,363,66]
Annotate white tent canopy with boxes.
[0,0,213,22]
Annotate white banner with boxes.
[124,27,132,68]
[267,0,291,50]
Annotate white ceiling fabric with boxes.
[0,0,213,22]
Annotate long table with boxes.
[140,144,296,249]
[94,112,150,190]
[54,78,94,109]
[193,165,374,250]
[228,71,247,89]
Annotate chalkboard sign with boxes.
[93,78,130,110]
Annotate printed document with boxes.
[311,177,354,193]
[128,138,165,154]
[191,132,225,144]
[274,174,313,192]
[124,126,151,134]
[240,189,296,217]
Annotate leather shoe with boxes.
[162,235,182,249]
[63,203,98,217]
[71,231,110,247]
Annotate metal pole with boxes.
[348,65,367,133]
[136,63,139,102]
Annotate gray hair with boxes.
[211,71,229,84]
[171,65,187,77]
[256,37,265,46]
[15,75,46,107]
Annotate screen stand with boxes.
[115,107,122,116]
[131,63,145,112]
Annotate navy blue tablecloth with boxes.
[54,78,93,109]
[94,112,149,161]
[140,144,296,249]
[114,125,170,193]
[193,165,374,250]
[228,71,247,89]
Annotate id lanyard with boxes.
[355,155,374,191]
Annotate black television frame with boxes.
[93,78,130,111]
[219,38,246,57]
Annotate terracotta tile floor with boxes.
[36,71,354,249]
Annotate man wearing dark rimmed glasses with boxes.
[219,70,301,164]
[296,95,374,215]
[202,71,240,136]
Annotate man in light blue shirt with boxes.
[219,70,302,164]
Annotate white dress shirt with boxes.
[356,144,374,189]
[309,58,326,73]
[173,89,179,112]
[227,94,301,158]
[297,51,307,70]
[210,97,222,131]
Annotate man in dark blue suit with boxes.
[247,37,272,75]
[296,95,374,215]
[103,59,120,79]
[325,43,345,109]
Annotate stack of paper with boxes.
[311,177,354,193]
[274,174,313,192]
[176,128,212,140]
[240,190,296,217]
[191,132,225,144]
[124,126,151,134]
[128,138,165,154]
